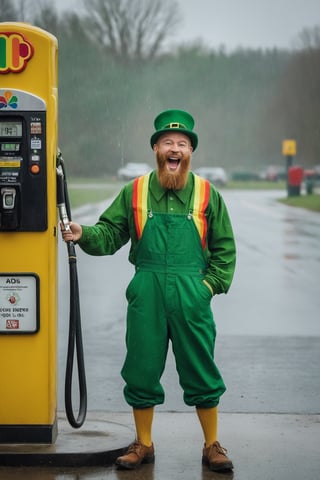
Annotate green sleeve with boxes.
[78,182,135,256]
[204,186,236,295]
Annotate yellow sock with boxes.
[196,406,218,447]
[133,407,154,447]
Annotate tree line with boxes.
[1,0,320,177]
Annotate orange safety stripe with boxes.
[192,174,210,248]
[132,172,210,246]
[132,173,151,239]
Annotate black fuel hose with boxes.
[56,153,87,428]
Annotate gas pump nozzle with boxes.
[56,151,71,233]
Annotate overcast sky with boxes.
[55,0,320,51]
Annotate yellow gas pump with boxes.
[0,23,58,443]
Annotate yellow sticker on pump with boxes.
[0,161,21,168]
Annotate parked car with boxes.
[194,167,228,186]
[259,165,286,181]
[312,164,320,182]
[231,170,260,181]
[117,162,151,181]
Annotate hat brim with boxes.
[150,129,198,151]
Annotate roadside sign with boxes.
[282,139,297,156]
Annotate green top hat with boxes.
[150,109,198,151]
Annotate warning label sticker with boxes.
[0,274,39,333]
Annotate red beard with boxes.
[156,151,191,190]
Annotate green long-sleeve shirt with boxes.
[79,171,236,294]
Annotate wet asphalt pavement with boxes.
[1,188,320,479]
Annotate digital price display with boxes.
[1,143,20,152]
[0,122,22,138]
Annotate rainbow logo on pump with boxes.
[0,32,34,74]
[0,91,18,109]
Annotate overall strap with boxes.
[132,172,151,240]
[192,174,210,249]
[132,172,210,247]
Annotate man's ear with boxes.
[153,144,158,152]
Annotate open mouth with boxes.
[167,157,180,172]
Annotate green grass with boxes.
[278,193,320,212]
[226,180,286,190]
[68,181,120,208]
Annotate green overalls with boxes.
[121,176,226,409]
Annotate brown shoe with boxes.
[202,441,233,471]
[115,440,155,470]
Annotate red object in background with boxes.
[288,166,304,186]
[304,169,316,178]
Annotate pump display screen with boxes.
[1,143,20,152]
[0,122,22,138]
